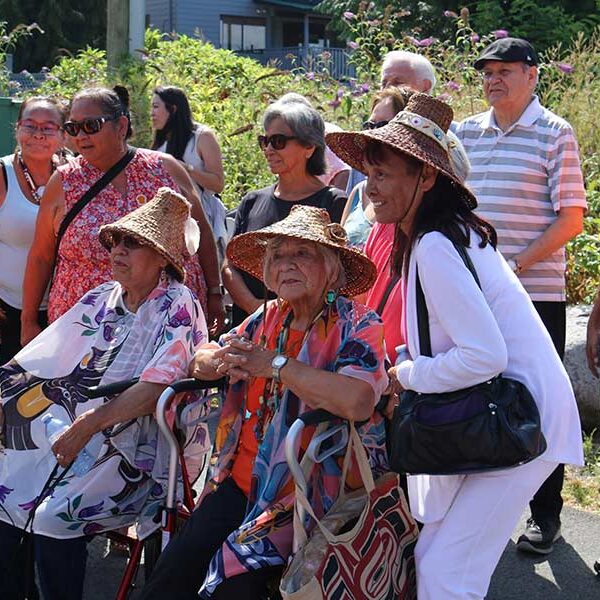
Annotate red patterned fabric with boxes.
[49,149,206,321]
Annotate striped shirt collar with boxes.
[483,95,544,132]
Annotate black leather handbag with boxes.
[389,243,547,476]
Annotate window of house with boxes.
[221,16,266,51]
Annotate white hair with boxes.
[381,50,437,93]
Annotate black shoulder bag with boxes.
[53,147,136,272]
[388,242,547,475]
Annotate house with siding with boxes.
[146,0,353,77]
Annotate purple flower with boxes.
[0,485,14,503]
[81,291,101,306]
[305,71,315,80]
[337,87,345,98]
[408,36,436,47]
[168,304,192,328]
[470,33,480,43]
[192,325,204,345]
[328,97,341,109]
[557,63,574,73]
[347,41,359,50]
[444,10,458,18]
[103,324,115,341]
[360,82,370,93]
[437,92,452,102]
[83,522,104,536]
[446,81,461,92]
[18,498,38,512]
[78,500,104,519]
[493,29,509,39]
[343,11,356,20]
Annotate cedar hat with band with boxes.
[226,205,377,297]
[326,93,477,209]
[99,187,200,282]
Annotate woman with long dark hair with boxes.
[151,86,227,261]
[327,94,583,599]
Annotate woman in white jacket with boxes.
[326,93,583,600]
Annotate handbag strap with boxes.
[415,240,481,358]
[55,147,136,254]
[293,423,375,545]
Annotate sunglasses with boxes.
[110,233,143,250]
[362,120,389,130]
[257,134,297,151]
[63,114,121,137]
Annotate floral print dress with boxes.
[0,278,208,539]
[49,149,207,322]
[199,296,389,597]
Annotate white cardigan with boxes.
[395,232,583,521]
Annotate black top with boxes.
[230,184,347,325]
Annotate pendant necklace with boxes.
[17,151,55,205]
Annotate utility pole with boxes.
[107,0,129,70]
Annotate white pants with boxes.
[415,459,558,600]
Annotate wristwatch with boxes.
[207,285,224,296]
[271,354,289,382]
[508,258,523,274]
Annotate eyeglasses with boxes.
[63,114,122,137]
[257,134,297,151]
[362,120,389,130]
[110,233,143,250]
[17,120,61,137]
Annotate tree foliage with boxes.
[0,0,106,71]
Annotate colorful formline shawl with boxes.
[0,278,208,539]
[199,296,389,597]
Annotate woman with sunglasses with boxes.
[340,87,414,251]
[0,96,67,364]
[151,86,228,262]
[222,95,346,326]
[21,86,224,346]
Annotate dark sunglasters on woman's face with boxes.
[257,134,297,151]
[63,114,121,137]
[111,233,143,250]
[18,120,62,137]
[362,120,390,130]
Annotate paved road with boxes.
[83,505,600,599]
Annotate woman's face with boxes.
[264,239,329,304]
[67,98,125,164]
[151,94,171,131]
[261,117,314,177]
[16,102,64,161]
[109,234,167,292]
[364,147,427,225]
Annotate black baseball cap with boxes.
[474,37,538,70]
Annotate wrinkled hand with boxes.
[206,294,226,337]
[382,366,404,420]
[214,335,276,383]
[586,314,600,378]
[21,319,42,346]
[51,411,96,469]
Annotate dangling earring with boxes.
[325,289,337,305]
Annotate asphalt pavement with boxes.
[81,504,600,599]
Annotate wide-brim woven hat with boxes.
[99,187,191,282]
[227,205,377,297]
[326,93,477,209]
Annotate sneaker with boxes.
[516,518,562,555]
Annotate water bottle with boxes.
[41,413,103,477]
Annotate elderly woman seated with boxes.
[141,205,390,599]
[0,188,209,600]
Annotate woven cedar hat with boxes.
[326,93,477,209]
[99,187,191,282]
[226,205,377,297]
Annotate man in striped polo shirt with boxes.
[456,37,586,555]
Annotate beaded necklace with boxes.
[253,306,325,443]
[16,151,56,205]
